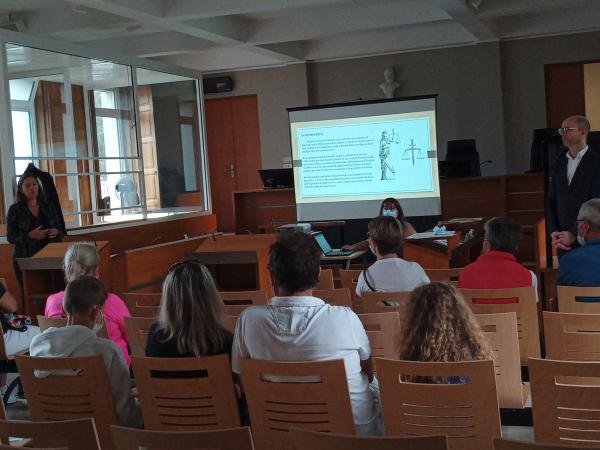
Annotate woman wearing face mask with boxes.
[44,242,132,365]
[355,216,428,297]
[7,171,62,285]
[342,197,416,252]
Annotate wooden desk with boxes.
[403,232,479,269]
[321,251,366,270]
[17,241,111,319]
[234,189,296,233]
[187,234,277,297]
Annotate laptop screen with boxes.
[313,233,332,254]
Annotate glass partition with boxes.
[1,42,206,232]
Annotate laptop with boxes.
[312,232,354,257]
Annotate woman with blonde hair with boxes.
[399,282,493,383]
[45,241,131,365]
[145,260,232,357]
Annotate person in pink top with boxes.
[45,241,131,365]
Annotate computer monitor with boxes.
[258,168,294,189]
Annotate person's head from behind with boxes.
[576,199,600,245]
[268,231,321,296]
[367,215,402,258]
[63,276,107,329]
[399,282,491,364]
[16,174,43,204]
[159,260,226,356]
[482,217,521,255]
[379,197,404,220]
[63,242,100,282]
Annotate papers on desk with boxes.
[405,231,457,240]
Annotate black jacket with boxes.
[23,163,66,236]
[547,149,600,236]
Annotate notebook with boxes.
[312,232,354,257]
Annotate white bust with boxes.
[379,66,399,99]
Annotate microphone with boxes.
[479,160,493,167]
[550,129,560,137]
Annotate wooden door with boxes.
[204,95,262,231]
[545,62,585,128]
[138,86,161,210]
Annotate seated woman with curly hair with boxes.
[398,282,493,384]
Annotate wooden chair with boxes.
[425,268,463,282]
[458,287,540,365]
[315,269,334,290]
[111,425,254,450]
[122,292,161,318]
[219,291,267,305]
[15,355,119,450]
[0,418,100,450]
[313,288,352,308]
[339,269,363,310]
[543,312,600,361]
[493,438,600,450]
[289,427,448,450]
[376,358,501,450]
[360,291,410,314]
[131,354,239,430]
[475,313,530,409]
[529,357,600,446]
[223,316,238,334]
[557,286,600,313]
[35,315,109,339]
[240,358,355,450]
[357,313,401,359]
[124,317,155,357]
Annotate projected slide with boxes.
[288,96,440,220]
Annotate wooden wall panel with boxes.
[545,63,585,128]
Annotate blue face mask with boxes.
[382,209,398,218]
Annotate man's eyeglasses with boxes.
[575,218,586,226]
[558,127,579,136]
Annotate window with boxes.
[0,42,207,234]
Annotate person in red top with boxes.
[458,217,537,303]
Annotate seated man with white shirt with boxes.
[231,231,382,436]
[356,215,429,297]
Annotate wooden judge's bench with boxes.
[233,173,544,268]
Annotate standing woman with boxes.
[7,172,62,284]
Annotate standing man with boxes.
[547,115,600,255]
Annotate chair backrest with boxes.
[493,438,600,450]
[223,316,238,334]
[475,313,529,409]
[312,288,352,308]
[376,358,500,450]
[357,313,401,359]
[111,425,254,450]
[124,317,156,357]
[557,286,600,313]
[289,427,448,450]
[360,291,410,315]
[529,357,600,446]
[458,287,540,365]
[224,304,254,316]
[240,358,355,450]
[339,269,362,310]
[0,418,100,450]
[425,268,463,282]
[122,292,161,318]
[131,354,240,431]
[36,316,110,339]
[543,312,600,361]
[219,291,267,305]
[315,269,335,290]
[16,355,118,450]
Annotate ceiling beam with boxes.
[428,0,497,41]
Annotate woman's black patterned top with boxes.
[6,201,62,258]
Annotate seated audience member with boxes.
[356,216,429,297]
[399,282,493,383]
[232,231,382,436]
[45,242,131,365]
[458,217,538,299]
[0,282,40,355]
[557,198,600,286]
[30,276,142,428]
[342,197,416,252]
[146,260,232,357]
